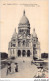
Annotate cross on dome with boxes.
[15,28,16,33]
[33,28,37,37]
[33,28,35,32]
[19,10,30,25]
[23,10,25,16]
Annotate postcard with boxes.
[0,0,48,78]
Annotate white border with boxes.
[0,78,49,81]
[48,0,49,78]
[0,0,49,79]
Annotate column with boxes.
[8,48,10,58]
[31,48,33,60]
[26,50,27,57]
[21,50,22,57]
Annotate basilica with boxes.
[8,11,40,60]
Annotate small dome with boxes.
[12,28,17,38]
[33,33,37,37]
[33,28,37,37]
[19,10,30,25]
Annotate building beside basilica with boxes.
[8,11,40,60]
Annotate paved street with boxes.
[1,57,38,78]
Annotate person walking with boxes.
[6,63,11,75]
[15,63,18,72]
[11,62,16,73]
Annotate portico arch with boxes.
[18,50,21,57]
[27,50,30,57]
[22,50,26,56]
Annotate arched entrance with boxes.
[22,50,26,56]
[18,50,21,57]
[27,50,30,57]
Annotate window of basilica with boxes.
[27,30,29,34]
[19,29,22,33]
[23,40,25,46]
[33,48,37,54]
[33,44,36,48]
[26,42,29,47]
[18,41,21,47]
[11,43,16,47]
[19,29,24,33]
[13,44,16,47]
[26,40,29,47]
[33,50,37,54]
[12,39,16,41]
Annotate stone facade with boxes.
[8,11,40,59]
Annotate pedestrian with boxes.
[6,64,9,75]
[15,63,18,72]
[11,62,16,73]
[6,63,11,75]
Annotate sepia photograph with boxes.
[0,0,48,78]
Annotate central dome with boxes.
[19,10,30,25]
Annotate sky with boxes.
[0,0,48,54]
